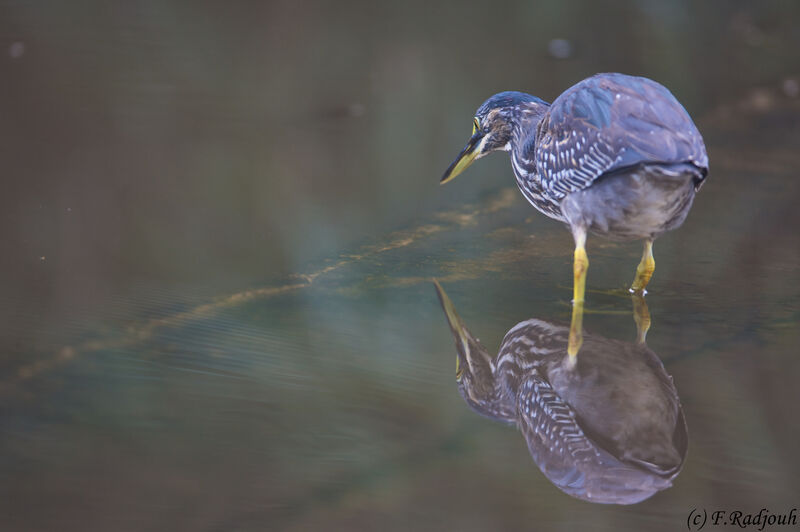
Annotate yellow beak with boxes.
[433,279,469,381]
[441,132,484,184]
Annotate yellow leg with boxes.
[631,294,651,345]
[630,240,655,294]
[568,231,588,362]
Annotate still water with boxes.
[2,2,800,531]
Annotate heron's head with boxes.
[433,281,496,407]
[441,91,548,184]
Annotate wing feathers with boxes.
[531,73,707,201]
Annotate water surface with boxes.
[2,2,800,530]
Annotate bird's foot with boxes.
[630,240,655,294]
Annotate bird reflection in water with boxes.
[434,281,687,504]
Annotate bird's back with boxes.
[532,73,708,202]
[498,320,687,504]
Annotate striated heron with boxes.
[434,281,688,504]
[441,73,708,356]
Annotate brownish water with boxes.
[2,1,799,530]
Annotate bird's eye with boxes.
[472,118,481,135]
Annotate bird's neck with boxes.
[504,101,564,219]
[460,380,516,422]
[508,100,549,155]
[456,336,517,422]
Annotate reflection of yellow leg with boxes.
[630,240,655,294]
[568,301,584,364]
[631,294,651,345]
[568,230,588,362]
